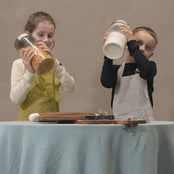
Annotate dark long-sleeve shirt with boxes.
[100,40,157,108]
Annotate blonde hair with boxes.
[133,26,158,46]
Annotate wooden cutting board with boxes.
[75,119,146,125]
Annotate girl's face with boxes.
[133,30,156,59]
[31,21,55,48]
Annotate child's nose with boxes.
[43,36,49,42]
[139,45,145,52]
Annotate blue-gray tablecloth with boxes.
[0,121,174,174]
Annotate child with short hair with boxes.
[101,24,158,121]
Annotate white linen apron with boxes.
[113,62,154,121]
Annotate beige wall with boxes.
[0,0,173,121]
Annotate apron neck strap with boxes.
[118,62,125,77]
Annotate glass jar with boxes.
[103,20,127,60]
[15,33,55,75]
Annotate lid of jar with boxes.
[15,33,34,50]
[112,19,127,25]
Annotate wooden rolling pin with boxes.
[29,112,97,122]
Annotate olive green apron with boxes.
[18,71,60,121]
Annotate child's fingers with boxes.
[37,41,47,48]
[20,48,34,64]
[103,29,111,42]
[120,24,131,32]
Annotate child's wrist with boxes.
[127,40,137,45]
[127,40,139,56]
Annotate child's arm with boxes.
[100,57,118,88]
[120,24,157,79]
[127,40,157,79]
[54,59,75,93]
[10,59,35,105]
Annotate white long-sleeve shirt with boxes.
[10,58,75,105]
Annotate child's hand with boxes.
[120,24,134,41]
[103,29,111,42]
[20,48,35,73]
[37,41,55,58]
